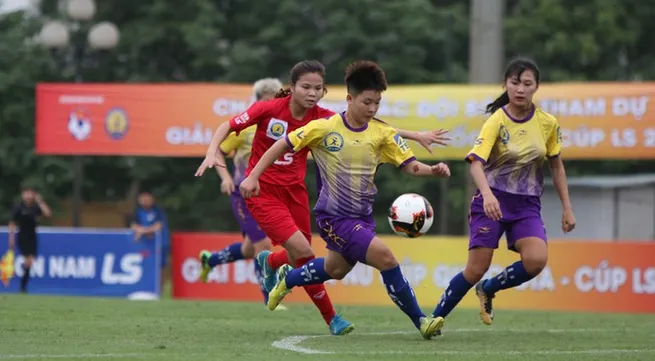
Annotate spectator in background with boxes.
[8,187,52,293]
[131,191,170,291]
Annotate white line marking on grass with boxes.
[271,328,653,355]
[0,354,145,359]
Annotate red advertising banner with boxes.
[36,82,655,159]
[172,232,655,313]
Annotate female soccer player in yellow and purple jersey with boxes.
[199,78,284,308]
[239,61,450,340]
[432,58,576,331]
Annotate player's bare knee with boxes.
[377,250,398,271]
[253,240,271,257]
[291,246,314,260]
[241,245,254,259]
[522,253,548,275]
[463,265,488,284]
[285,233,315,259]
[328,267,349,280]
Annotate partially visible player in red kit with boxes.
[195,60,449,335]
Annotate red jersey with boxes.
[229,96,334,186]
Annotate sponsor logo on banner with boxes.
[172,232,655,313]
[0,227,160,298]
[104,107,129,140]
[68,109,92,141]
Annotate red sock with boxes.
[296,256,336,325]
[267,249,289,270]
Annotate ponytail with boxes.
[485,91,510,114]
[274,88,291,98]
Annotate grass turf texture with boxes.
[0,294,654,361]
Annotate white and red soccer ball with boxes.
[388,193,434,238]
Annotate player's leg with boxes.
[432,208,503,325]
[246,188,296,291]
[476,216,548,322]
[18,237,36,293]
[199,193,258,282]
[364,236,443,339]
[268,249,354,335]
[268,250,353,310]
[285,185,354,329]
[250,234,280,307]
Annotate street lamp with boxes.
[39,0,120,227]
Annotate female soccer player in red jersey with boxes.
[198,78,287,310]
[195,60,448,335]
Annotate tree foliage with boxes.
[1,0,654,233]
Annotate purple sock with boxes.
[208,242,244,267]
[285,258,331,288]
[433,272,473,318]
[381,265,425,329]
[483,261,534,296]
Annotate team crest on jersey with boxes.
[266,118,288,140]
[393,133,409,153]
[499,125,510,144]
[324,132,344,152]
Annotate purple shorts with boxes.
[469,188,546,252]
[231,192,267,243]
[316,213,376,266]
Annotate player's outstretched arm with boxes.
[395,128,451,154]
[400,160,451,178]
[195,122,232,177]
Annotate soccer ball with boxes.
[388,193,434,238]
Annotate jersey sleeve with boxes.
[466,114,501,164]
[380,128,416,168]
[220,132,242,154]
[546,119,562,158]
[229,101,270,134]
[285,119,330,152]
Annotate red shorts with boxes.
[245,181,311,246]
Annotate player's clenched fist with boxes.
[239,176,260,199]
[430,162,450,178]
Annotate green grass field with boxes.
[1,294,654,361]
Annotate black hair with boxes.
[275,60,327,98]
[485,57,541,114]
[344,60,388,95]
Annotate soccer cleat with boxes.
[198,250,212,283]
[475,281,494,325]
[273,304,288,311]
[419,316,444,340]
[329,313,354,336]
[267,264,293,311]
[256,250,277,293]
